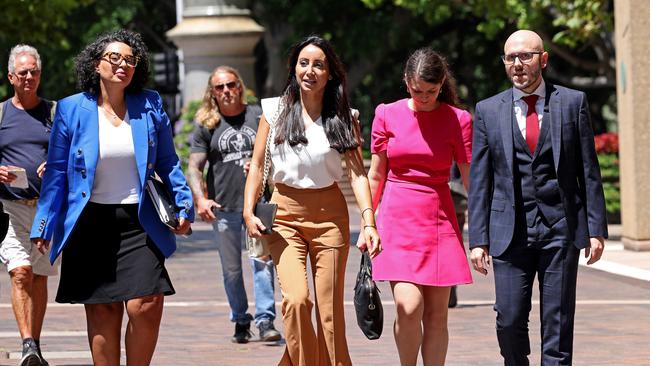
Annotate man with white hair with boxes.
[0,44,58,366]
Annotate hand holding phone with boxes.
[7,167,28,189]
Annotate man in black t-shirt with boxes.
[0,44,57,366]
[187,66,280,344]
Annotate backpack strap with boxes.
[0,100,7,128]
[42,99,57,127]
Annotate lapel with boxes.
[498,89,514,178]
[546,84,562,174]
[126,93,149,187]
[79,94,99,190]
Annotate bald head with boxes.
[504,30,545,54]
[502,30,548,93]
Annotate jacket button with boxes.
[81,191,87,198]
[77,149,82,155]
[82,174,87,179]
[147,163,153,169]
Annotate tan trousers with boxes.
[268,183,352,366]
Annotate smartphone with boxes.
[7,167,28,189]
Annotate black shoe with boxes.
[258,320,281,342]
[20,339,43,366]
[231,322,253,344]
[34,340,48,366]
[448,286,458,308]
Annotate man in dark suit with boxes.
[468,30,607,365]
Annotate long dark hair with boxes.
[75,29,150,95]
[274,36,359,153]
[404,47,460,107]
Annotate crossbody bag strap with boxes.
[258,97,284,200]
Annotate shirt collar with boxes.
[512,78,546,102]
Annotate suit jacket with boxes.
[30,90,194,263]
[468,83,607,257]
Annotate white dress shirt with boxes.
[512,79,546,139]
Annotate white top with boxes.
[261,97,346,189]
[90,108,141,204]
[512,79,546,138]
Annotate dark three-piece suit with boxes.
[468,82,608,365]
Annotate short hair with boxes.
[8,44,41,74]
[195,65,248,129]
[75,29,150,95]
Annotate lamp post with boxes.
[167,0,264,105]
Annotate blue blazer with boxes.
[468,84,608,257]
[30,90,194,263]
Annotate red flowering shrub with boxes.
[594,132,618,154]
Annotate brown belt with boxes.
[14,198,38,207]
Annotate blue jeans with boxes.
[213,211,276,326]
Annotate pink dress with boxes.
[371,99,473,286]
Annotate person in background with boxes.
[362,48,473,366]
[469,29,607,365]
[244,35,380,366]
[30,29,193,366]
[187,65,281,344]
[447,162,467,308]
[0,44,58,366]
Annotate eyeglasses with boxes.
[13,68,41,78]
[101,52,139,67]
[501,52,543,65]
[212,81,240,92]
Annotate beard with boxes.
[509,60,543,91]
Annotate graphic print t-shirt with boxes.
[191,105,261,211]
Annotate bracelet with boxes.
[363,225,376,229]
[360,207,374,217]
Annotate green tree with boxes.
[0,0,177,101]
[361,0,616,131]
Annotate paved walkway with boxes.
[1,219,649,365]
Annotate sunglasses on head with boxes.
[212,81,239,92]
[102,52,139,68]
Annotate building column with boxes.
[615,0,650,250]
[167,0,264,105]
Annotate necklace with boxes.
[100,105,122,121]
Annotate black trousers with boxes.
[492,242,580,366]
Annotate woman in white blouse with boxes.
[244,36,381,366]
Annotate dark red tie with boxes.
[522,95,539,153]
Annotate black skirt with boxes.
[56,202,175,304]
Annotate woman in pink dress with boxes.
[358,48,472,365]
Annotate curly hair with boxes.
[404,47,460,107]
[195,66,248,130]
[75,29,150,95]
[274,35,359,153]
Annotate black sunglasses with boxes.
[212,81,240,92]
[13,68,41,78]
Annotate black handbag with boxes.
[354,250,383,340]
[254,197,277,235]
[145,177,179,229]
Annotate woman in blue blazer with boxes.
[30,30,193,365]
